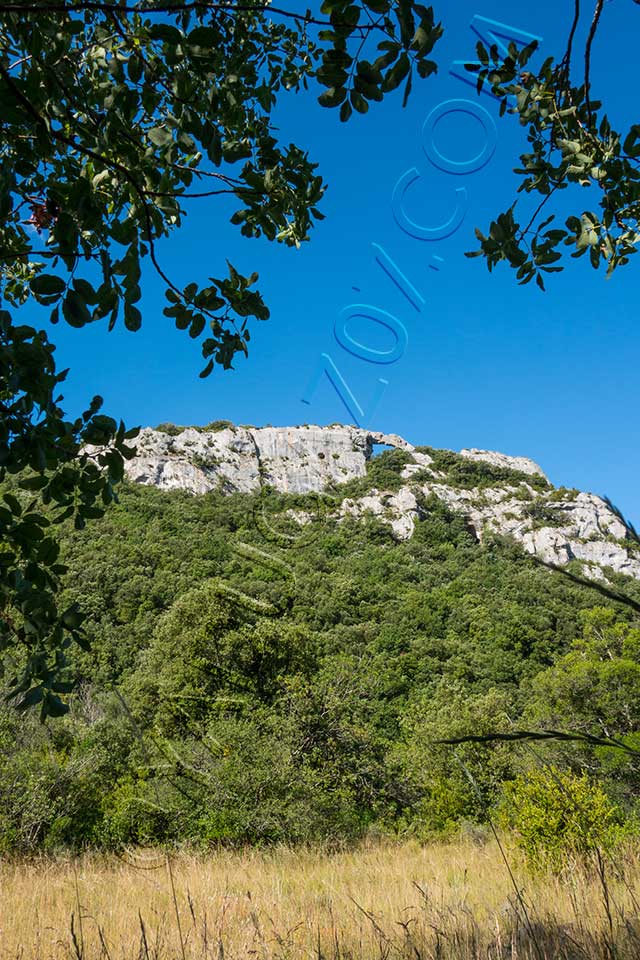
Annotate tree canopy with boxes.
[2,470,640,851]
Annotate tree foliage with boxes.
[500,766,623,872]
[0,313,137,715]
[1,473,639,850]
[466,5,640,289]
[0,0,442,366]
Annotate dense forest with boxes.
[2,449,640,854]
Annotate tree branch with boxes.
[559,0,580,92]
[584,0,605,123]
[0,2,373,29]
[0,60,245,344]
[518,183,561,241]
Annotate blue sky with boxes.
[29,0,639,524]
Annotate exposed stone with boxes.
[341,486,421,541]
[459,448,548,480]
[369,431,415,452]
[128,424,374,495]
[124,423,639,583]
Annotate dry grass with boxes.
[2,838,640,959]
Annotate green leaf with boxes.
[187,26,219,47]
[357,61,382,84]
[623,124,640,158]
[19,475,48,491]
[41,691,69,719]
[189,315,205,339]
[318,87,347,108]
[124,303,142,332]
[148,125,173,148]
[350,90,369,114]
[15,686,44,711]
[128,55,143,84]
[382,53,410,92]
[30,274,66,297]
[73,278,97,305]
[62,290,91,328]
[3,493,22,515]
[148,23,182,44]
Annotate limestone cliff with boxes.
[127,424,410,494]
[124,422,640,583]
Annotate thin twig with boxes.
[584,0,605,123]
[560,0,581,89]
[518,183,561,240]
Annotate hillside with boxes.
[126,422,640,582]
[1,424,640,852]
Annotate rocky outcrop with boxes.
[342,486,421,541]
[124,423,640,583]
[128,424,376,495]
[459,448,548,480]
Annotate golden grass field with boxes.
[2,839,640,959]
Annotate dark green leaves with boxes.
[318,87,347,107]
[147,125,173,148]
[316,4,441,116]
[162,265,269,375]
[148,23,183,45]
[0,314,137,718]
[30,274,66,304]
[464,34,640,284]
[62,289,91,328]
[186,26,219,48]
[1,0,444,374]
[623,124,640,159]
[467,207,569,291]
[382,51,410,92]
[61,604,84,630]
[124,303,142,332]
[350,91,369,114]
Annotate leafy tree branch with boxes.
[466,2,640,289]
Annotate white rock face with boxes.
[369,431,415,452]
[459,448,548,480]
[125,423,640,582]
[128,424,374,495]
[342,486,421,541]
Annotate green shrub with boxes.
[154,422,184,436]
[396,681,515,837]
[202,420,234,432]
[500,766,623,872]
[417,447,551,493]
[522,500,565,528]
[549,486,580,502]
[338,448,415,497]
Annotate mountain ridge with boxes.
[123,422,640,583]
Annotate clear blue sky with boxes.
[28,0,640,524]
